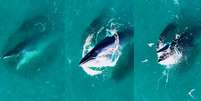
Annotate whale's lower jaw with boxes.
[158,54,182,66]
[157,49,183,67]
[80,65,103,76]
[79,56,117,76]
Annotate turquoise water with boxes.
[0,0,133,101]
[5,0,201,101]
[135,0,201,101]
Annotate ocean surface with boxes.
[0,0,133,101]
[4,0,201,101]
[135,0,201,101]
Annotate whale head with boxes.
[79,34,121,76]
[157,40,183,67]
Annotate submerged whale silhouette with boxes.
[1,15,56,70]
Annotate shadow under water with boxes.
[112,43,134,81]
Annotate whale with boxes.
[80,26,133,64]
[79,7,134,76]
[156,22,201,67]
[80,19,133,76]
[1,34,56,70]
[1,32,45,60]
[0,15,58,71]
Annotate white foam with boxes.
[173,0,180,5]
[82,34,94,57]
[147,43,154,47]
[158,48,182,67]
[188,89,196,99]
[81,65,102,76]
[141,59,148,63]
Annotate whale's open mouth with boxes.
[79,9,134,76]
[157,49,183,67]
[80,29,121,76]
[157,42,183,67]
